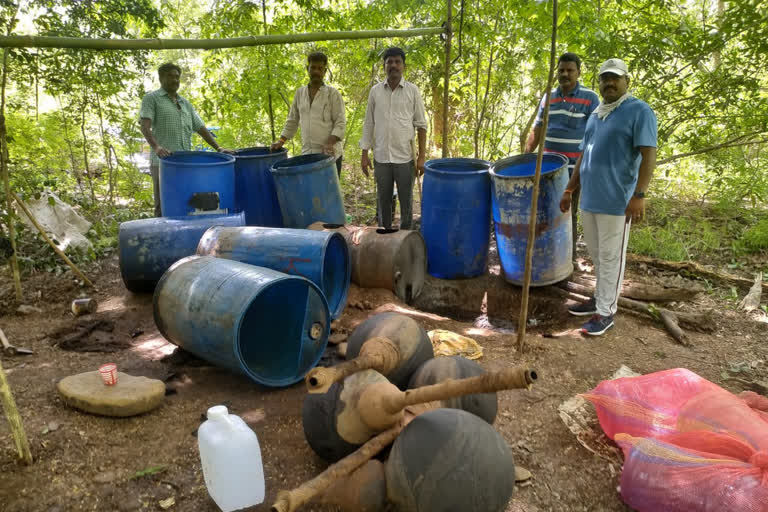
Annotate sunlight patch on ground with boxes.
[97,296,130,313]
[131,336,175,359]
[373,303,450,321]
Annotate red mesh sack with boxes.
[582,368,768,512]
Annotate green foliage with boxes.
[738,219,768,253]
[1,0,767,281]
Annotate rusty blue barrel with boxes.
[153,256,330,387]
[159,151,236,217]
[196,226,350,319]
[270,154,346,228]
[489,153,572,286]
[421,158,491,278]
[234,146,287,227]
[118,213,245,293]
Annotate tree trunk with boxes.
[472,48,481,158]
[59,101,83,194]
[473,20,497,160]
[79,95,95,203]
[95,95,115,203]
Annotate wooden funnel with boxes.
[357,365,536,431]
[305,312,434,394]
[306,336,399,393]
[302,365,536,462]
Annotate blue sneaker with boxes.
[581,314,614,336]
[568,298,597,317]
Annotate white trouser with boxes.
[581,211,631,316]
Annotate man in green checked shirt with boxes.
[139,62,233,217]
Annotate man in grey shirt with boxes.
[272,52,346,176]
[360,47,427,230]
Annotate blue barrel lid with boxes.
[425,158,491,176]
[490,152,568,179]
[160,150,235,167]
[235,146,288,160]
[271,153,336,175]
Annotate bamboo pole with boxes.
[261,0,276,141]
[1,47,22,302]
[515,0,558,352]
[0,28,446,50]
[0,355,33,465]
[441,0,453,158]
[13,196,94,288]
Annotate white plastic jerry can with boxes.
[198,405,265,511]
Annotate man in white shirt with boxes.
[272,52,346,176]
[360,47,427,230]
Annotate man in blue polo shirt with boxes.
[560,58,657,336]
[526,53,599,259]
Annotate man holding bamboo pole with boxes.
[139,63,232,217]
[560,58,657,336]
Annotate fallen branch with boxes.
[659,310,688,346]
[572,275,701,302]
[725,377,768,396]
[559,281,713,343]
[627,254,767,293]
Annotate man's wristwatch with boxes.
[633,191,646,199]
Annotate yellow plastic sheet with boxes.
[427,329,484,360]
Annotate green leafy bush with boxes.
[737,218,768,253]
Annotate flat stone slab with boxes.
[57,371,165,417]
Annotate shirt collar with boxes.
[159,88,184,102]
[384,79,404,90]
[557,82,581,97]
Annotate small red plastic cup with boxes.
[99,363,118,386]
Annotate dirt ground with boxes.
[1,246,767,512]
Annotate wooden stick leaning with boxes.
[0,353,33,464]
[13,196,94,288]
[515,0,558,352]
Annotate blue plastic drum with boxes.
[489,153,572,286]
[421,158,491,278]
[159,151,235,217]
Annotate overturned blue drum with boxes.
[118,213,245,293]
[197,226,350,319]
[153,256,330,387]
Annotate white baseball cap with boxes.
[599,58,629,77]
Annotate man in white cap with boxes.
[559,58,657,336]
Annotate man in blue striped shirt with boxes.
[525,53,599,259]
